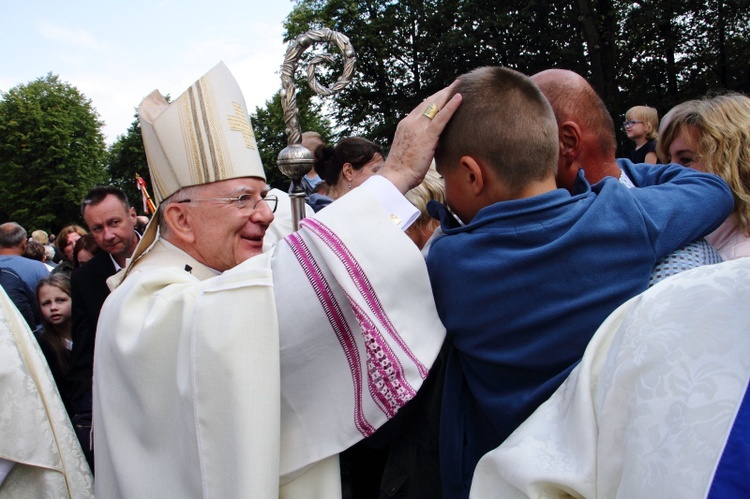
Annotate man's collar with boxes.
[108,231,142,271]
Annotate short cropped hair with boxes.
[0,222,27,248]
[659,94,750,235]
[435,66,559,193]
[626,105,659,140]
[81,185,131,216]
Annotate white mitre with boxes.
[114,62,267,285]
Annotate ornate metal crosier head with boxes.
[277,28,356,229]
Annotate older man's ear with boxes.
[556,121,584,190]
[162,203,196,245]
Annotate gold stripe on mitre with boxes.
[138,62,266,204]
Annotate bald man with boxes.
[531,69,723,286]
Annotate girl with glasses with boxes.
[624,105,660,164]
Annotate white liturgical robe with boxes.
[0,287,94,498]
[470,258,750,499]
[93,178,446,498]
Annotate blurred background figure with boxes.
[135,215,150,235]
[0,266,40,332]
[73,234,101,269]
[0,222,50,293]
[31,229,60,264]
[289,131,328,201]
[405,164,445,250]
[35,274,74,413]
[24,240,56,271]
[624,105,659,164]
[309,137,385,211]
[53,225,88,276]
[658,93,750,260]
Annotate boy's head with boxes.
[434,66,559,223]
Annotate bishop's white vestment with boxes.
[470,258,750,498]
[93,178,446,498]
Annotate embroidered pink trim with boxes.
[286,232,375,436]
[348,296,413,418]
[301,218,429,379]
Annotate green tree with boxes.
[284,0,750,156]
[251,89,332,191]
[0,73,107,232]
[107,113,151,214]
[615,0,750,152]
[284,0,468,146]
[283,0,593,146]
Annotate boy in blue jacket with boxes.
[425,66,733,499]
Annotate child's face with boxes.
[435,159,474,225]
[38,284,72,328]
[624,118,648,140]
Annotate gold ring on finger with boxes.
[422,102,439,120]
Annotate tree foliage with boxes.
[107,113,151,214]
[0,73,108,232]
[283,0,750,155]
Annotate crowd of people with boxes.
[0,61,748,499]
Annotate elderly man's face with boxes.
[186,177,274,271]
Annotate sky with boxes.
[1,0,297,144]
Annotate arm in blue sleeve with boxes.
[616,159,734,258]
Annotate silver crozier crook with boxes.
[276,28,356,230]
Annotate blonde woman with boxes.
[405,164,445,250]
[658,93,750,259]
[624,105,659,164]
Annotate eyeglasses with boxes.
[622,120,644,128]
[178,194,278,213]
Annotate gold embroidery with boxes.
[185,86,207,184]
[389,213,401,225]
[227,102,256,150]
